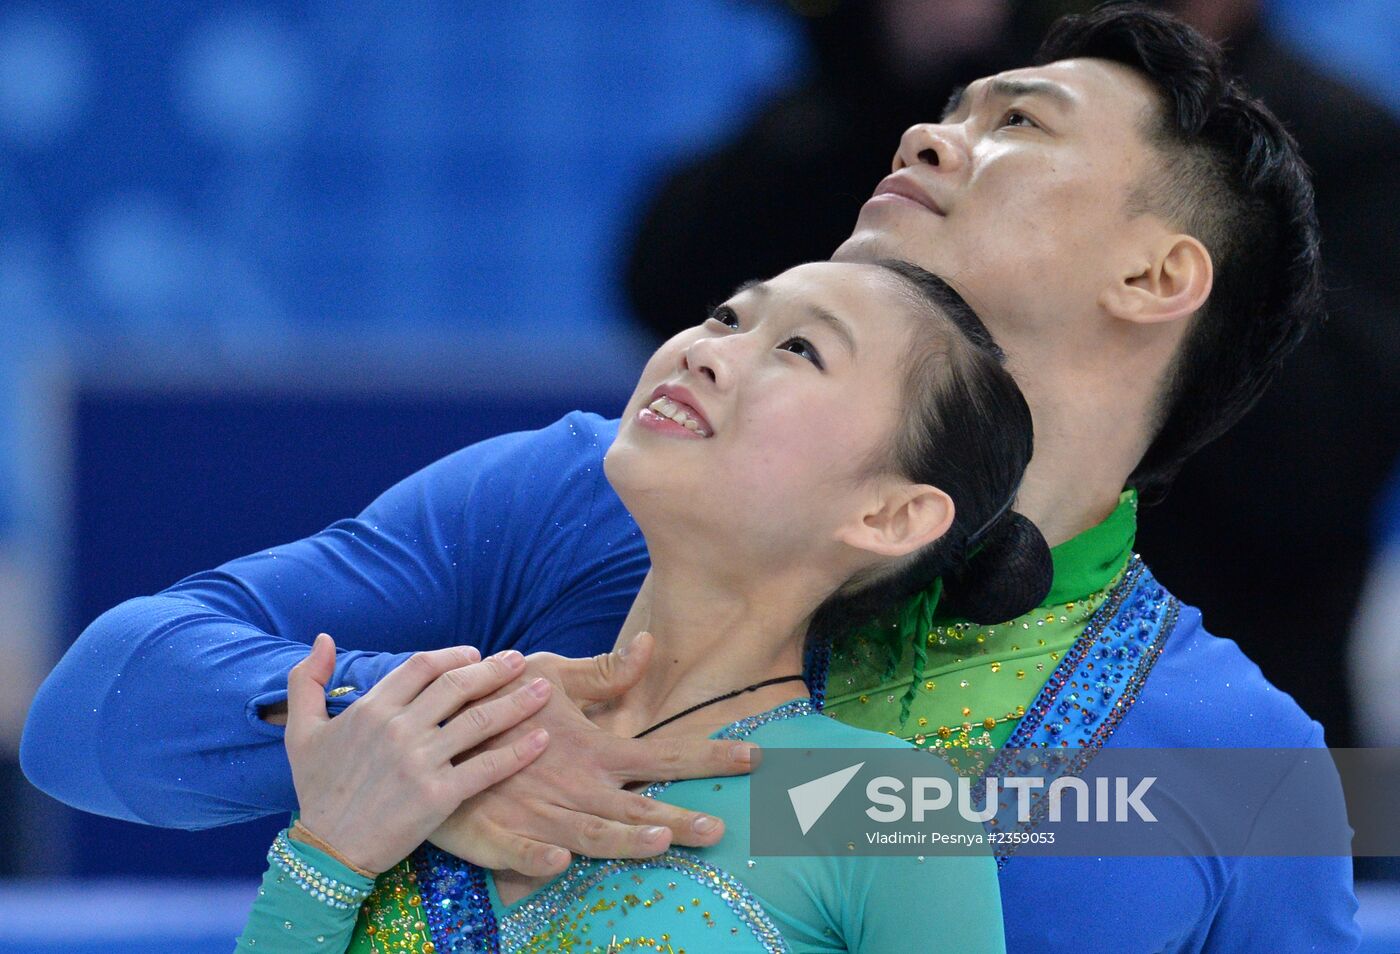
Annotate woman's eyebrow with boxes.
[806,305,856,358]
[941,84,967,121]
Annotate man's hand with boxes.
[427,633,756,877]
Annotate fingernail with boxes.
[526,677,551,699]
[528,728,549,750]
[461,646,481,662]
[729,743,755,764]
[495,649,523,666]
[544,847,569,869]
[642,826,667,843]
[617,641,630,659]
[692,815,718,834]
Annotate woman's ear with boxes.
[1101,233,1213,327]
[836,483,954,559]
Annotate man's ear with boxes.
[835,483,954,559]
[1102,233,1213,327]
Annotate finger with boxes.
[286,633,336,734]
[555,631,653,706]
[435,677,552,755]
[457,824,571,879]
[542,806,673,860]
[452,727,551,801]
[409,651,529,727]
[614,736,757,782]
[590,788,725,848]
[370,645,484,708]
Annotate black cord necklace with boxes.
[631,674,807,739]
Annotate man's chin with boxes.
[831,228,887,264]
[831,225,930,268]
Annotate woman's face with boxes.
[606,261,925,569]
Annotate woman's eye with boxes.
[780,337,824,369]
[706,306,741,329]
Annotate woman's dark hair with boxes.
[809,261,1053,666]
[1035,2,1323,499]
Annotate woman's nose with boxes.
[681,335,728,389]
[892,122,966,175]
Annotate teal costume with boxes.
[237,700,1006,953]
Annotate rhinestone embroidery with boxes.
[976,558,1179,865]
[268,831,372,911]
[403,699,815,953]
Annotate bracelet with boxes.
[269,830,374,910]
[289,819,379,879]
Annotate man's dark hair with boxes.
[1036,2,1322,499]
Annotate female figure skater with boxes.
[237,258,1049,952]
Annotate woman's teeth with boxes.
[648,397,710,437]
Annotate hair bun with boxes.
[943,511,1053,624]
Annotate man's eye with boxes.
[780,337,824,369]
[706,306,741,329]
[1001,110,1037,129]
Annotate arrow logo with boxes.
[787,762,864,835]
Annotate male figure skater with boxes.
[23,4,1358,950]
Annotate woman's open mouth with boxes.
[640,396,712,438]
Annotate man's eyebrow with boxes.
[986,77,1076,110]
[807,305,856,357]
[941,76,1076,121]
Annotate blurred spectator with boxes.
[1350,469,1400,747]
[625,0,1027,334]
[623,0,1400,746]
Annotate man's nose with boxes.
[892,123,966,175]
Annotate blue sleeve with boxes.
[1200,722,1361,953]
[20,412,624,828]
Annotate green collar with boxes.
[1042,489,1138,606]
[826,490,1140,736]
[934,489,1137,626]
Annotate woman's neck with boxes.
[592,563,820,740]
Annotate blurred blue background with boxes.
[1,0,1396,950]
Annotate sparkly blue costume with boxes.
[25,412,1359,951]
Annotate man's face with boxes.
[835,57,1164,357]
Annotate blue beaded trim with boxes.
[413,845,500,954]
[412,697,816,953]
[267,830,373,911]
[716,697,816,739]
[803,635,832,710]
[976,557,1179,864]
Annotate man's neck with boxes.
[1008,365,1149,547]
[1014,456,1127,547]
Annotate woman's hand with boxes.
[285,633,554,875]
